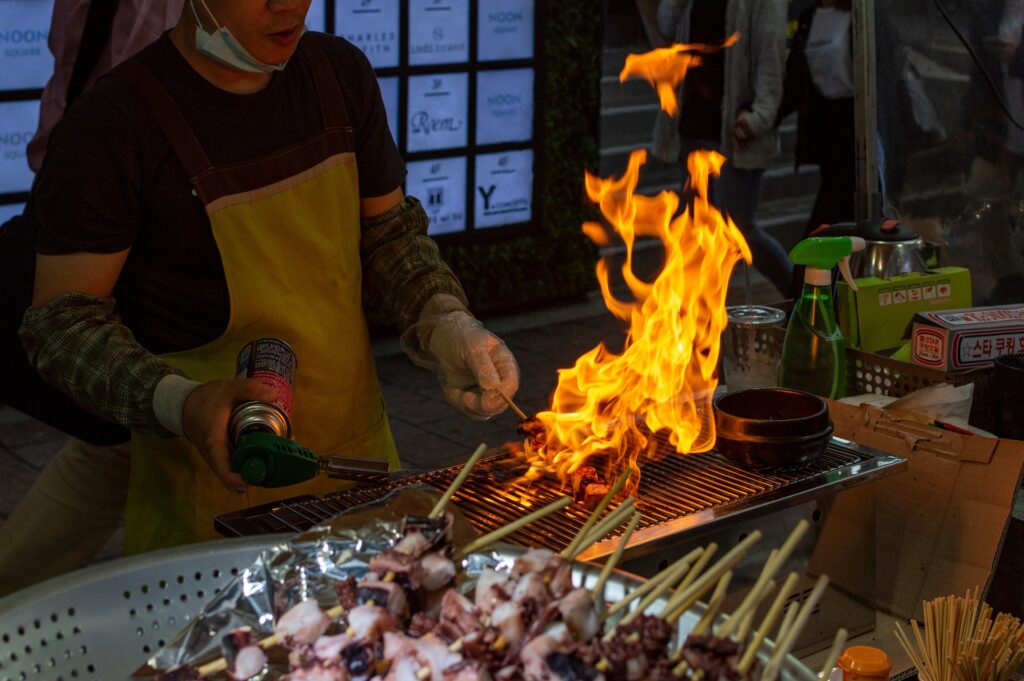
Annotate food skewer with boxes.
[429,442,488,519]
[456,496,572,557]
[568,496,636,560]
[562,467,633,558]
[497,387,529,421]
[664,530,763,625]
[693,571,734,635]
[160,508,857,681]
[736,605,758,650]
[671,571,734,677]
[195,550,355,676]
[604,545,704,619]
[593,511,642,616]
[819,628,850,679]
[616,550,707,629]
[661,542,719,619]
[762,574,831,681]
[717,519,810,637]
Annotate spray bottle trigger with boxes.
[838,256,857,292]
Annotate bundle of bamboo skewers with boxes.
[895,588,1024,681]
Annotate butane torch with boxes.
[228,401,391,488]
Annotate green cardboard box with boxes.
[838,267,972,353]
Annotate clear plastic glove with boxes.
[403,298,520,419]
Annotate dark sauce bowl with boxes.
[713,388,833,469]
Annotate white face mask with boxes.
[190,0,302,74]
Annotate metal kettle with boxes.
[811,218,929,280]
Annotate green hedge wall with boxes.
[438,3,602,313]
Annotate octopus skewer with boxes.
[155,497,837,681]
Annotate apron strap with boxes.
[298,37,354,135]
[110,59,213,182]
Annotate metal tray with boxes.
[0,538,820,681]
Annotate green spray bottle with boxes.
[779,236,866,398]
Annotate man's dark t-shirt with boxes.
[31,32,405,355]
[678,0,728,142]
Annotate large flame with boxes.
[525,39,751,491]
[618,34,739,116]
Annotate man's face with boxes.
[197,0,311,65]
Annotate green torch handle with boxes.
[231,431,320,487]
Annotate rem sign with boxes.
[406,73,469,152]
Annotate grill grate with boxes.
[215,439,897,553]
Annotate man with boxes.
[17,0,519,564]
[652,0,793,296]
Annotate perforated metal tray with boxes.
[0,536,281,681]
[0,538,820,681]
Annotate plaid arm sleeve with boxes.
[19,293,183,437]
[361,196,469,332]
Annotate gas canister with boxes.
[229,338,296,443]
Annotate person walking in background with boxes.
[777,0,856,233]
[652,0,793,297]
[28,0,184,172]
[0,0,182,598]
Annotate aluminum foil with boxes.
[132,486,817,681]
[134,486,485,679]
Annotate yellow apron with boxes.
[115,38,399,554]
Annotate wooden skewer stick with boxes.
[717,519,810,638]
[737,571,800,675]
[671,572,734,676]
[694,571,734,635]
[762,574,831,681]
[457,496,571,557]
[661,543,719,619]
[736,606,758,650]
[570,497,636,560]
[615,550,703,631]
[605,545,704,618]
[562,467,633,558]
[430,443,488,519]
[714,549,778,639]
[819,628,850,679]
[497,387,529,421]
[664,530,763,625]
[198,602,347,676]
[593,511,641,617]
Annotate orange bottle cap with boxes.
[839,646,893,676]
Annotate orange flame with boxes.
[619,34,739,116]
[524,39,751,491]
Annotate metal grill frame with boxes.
[215,437,906,562]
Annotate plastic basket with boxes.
[846,347,996,430]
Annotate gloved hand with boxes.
[403,296,520,419]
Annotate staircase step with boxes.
[602,46,644,78]
[760,164,819,203]
[601,75,660,108]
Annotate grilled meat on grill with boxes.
[517,415,547,447]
